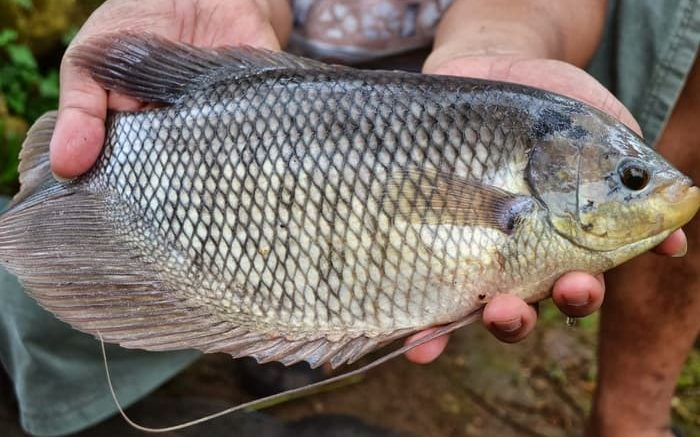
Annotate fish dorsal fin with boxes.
[10,110,59,207]
[70,33,334,104]
[386,169,535,234]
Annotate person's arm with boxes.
[404,0,687,363]
[49,0,293,179]
[426,0,607,70]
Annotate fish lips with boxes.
[656,183,700,229]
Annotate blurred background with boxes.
[0,1,698,436]
[0,0,103,196]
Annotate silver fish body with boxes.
[98,71,570,338]
[0,35,697,368]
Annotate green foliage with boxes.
[12,0,33,10]
[0,28,60,194]
[0,118,23,190]
[538,299,600,333]
[0,29,60,119]
[678,348,700,390]
[62,25,79,46]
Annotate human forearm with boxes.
[251,0,294,47]
[425,0,607,72]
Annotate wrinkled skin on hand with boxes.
[48,0,687,365]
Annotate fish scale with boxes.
[89,69,530,337]
[0,34,697,368]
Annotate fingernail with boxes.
[51,172,74,183]
[672,241,688,258]
[564,295,590,308]
[494,317,522,333]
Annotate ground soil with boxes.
[157,302,700,437]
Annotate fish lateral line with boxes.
[98,310,482,433]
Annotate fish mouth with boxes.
[659,184,700,229]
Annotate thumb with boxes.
[49,56,108,179]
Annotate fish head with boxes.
[527,106,700,255]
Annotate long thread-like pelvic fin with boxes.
[99,310,482,433]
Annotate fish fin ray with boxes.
[385,169,535,233]
[70,33,334,104]
[9,111,58,208]
[0,187,221,350]
[1,188,415,367]
[2,179,429,368]
[230,329,412,369]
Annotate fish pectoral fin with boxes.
[70,33,335,105]
[385,169,535,234]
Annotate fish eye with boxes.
[617,159,650,191]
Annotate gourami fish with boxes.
[0,34,698,370]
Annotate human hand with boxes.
[404,0,688,363]
[50,0,292,178]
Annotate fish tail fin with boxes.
[8,110,60,208]
[0,132,193,344]
[0,110,78,270]
[0,110,67,259]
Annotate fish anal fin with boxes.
[227,329,412,369]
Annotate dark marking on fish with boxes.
[581,200,596,213]
[532,108,573,139]
[568,125,588,140]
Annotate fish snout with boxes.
[657,183,700,229]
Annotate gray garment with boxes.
[588,0,700,145]
[0,1,699,436]
[0,196,200,436]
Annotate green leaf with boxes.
[4,82,27,114]
[0,118,20,187]
[38,70,59,99]
[6,44,37,69]
[0,29,18,47]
